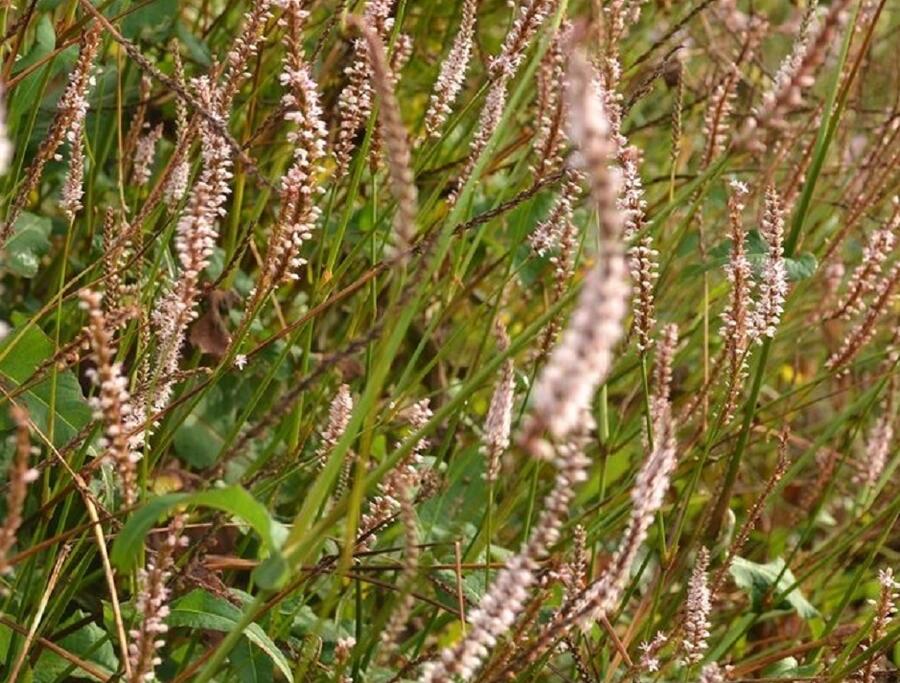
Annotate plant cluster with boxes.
[0,0,897,681]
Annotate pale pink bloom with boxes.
[79,290,140,506]
[639,632,667,673]
[149,76,233,419]
[128,516,188,682]
[483,323,515,482]
[133,123,164,186]
[424,0,477,137]
[682,547,712,664]
[334,0,398,176]
[526,51,628,443]
[0,83,12,174]
[855,412,893,489]
[753,185,788,340]
[263,0,327,286]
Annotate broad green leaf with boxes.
[33,611,118,682]
[1,212,51,278]
[121,0,178,40]
[684,231,817,282]
[168,590,293,682]
[110,485,286,574]
[176,21,213,67]
[231,636,274,683]
[784,252,818,281]
[729,556,819,619]
[0,319,92,447]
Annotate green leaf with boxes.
[231,636,274,683]
[121,0,177,40]
[176,21,213,67]
[168,590,293,682]
[173,412,224,468]
[0,320,92,447]
[683,233,817,283]
[110,485,286,572]
[784,252,818,281]
[1,212,51,277]
[729,556,819,619]
[8,16,56,134]
[33,611,118,682]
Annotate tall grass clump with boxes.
[0,1,897,681]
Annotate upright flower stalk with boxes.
[490,0,558,79]
[483,321,515,482]
[861,569,898,683]
[0,405,38,575]
[424,0,477,138]
[128,515,188,682]
[530,21,568,180]
[682,547,712,665]
[739,0,853,148]
[532,170,583,355]
[524,50,628,446]
[1,25,101,245]
[450,0,558,200]
[826,260,900,372]
[163,51,190,210]
[262,0,328,288]
[855,410,893,490]
[351,16,418,257]
[719,180,753,425]
[420,419,592,682]
[830,201,898,321]
[420,49,629,683]
[218,0,274,112]
[359,400,432,548]
[335,0,397,177]
[132,123,164,187]
[620,145,658,354]
[149,77,233,417]
[528,392,677,654]
[752,185,788,340]
[80,290,140,507]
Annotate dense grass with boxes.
[0,0,897,681]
